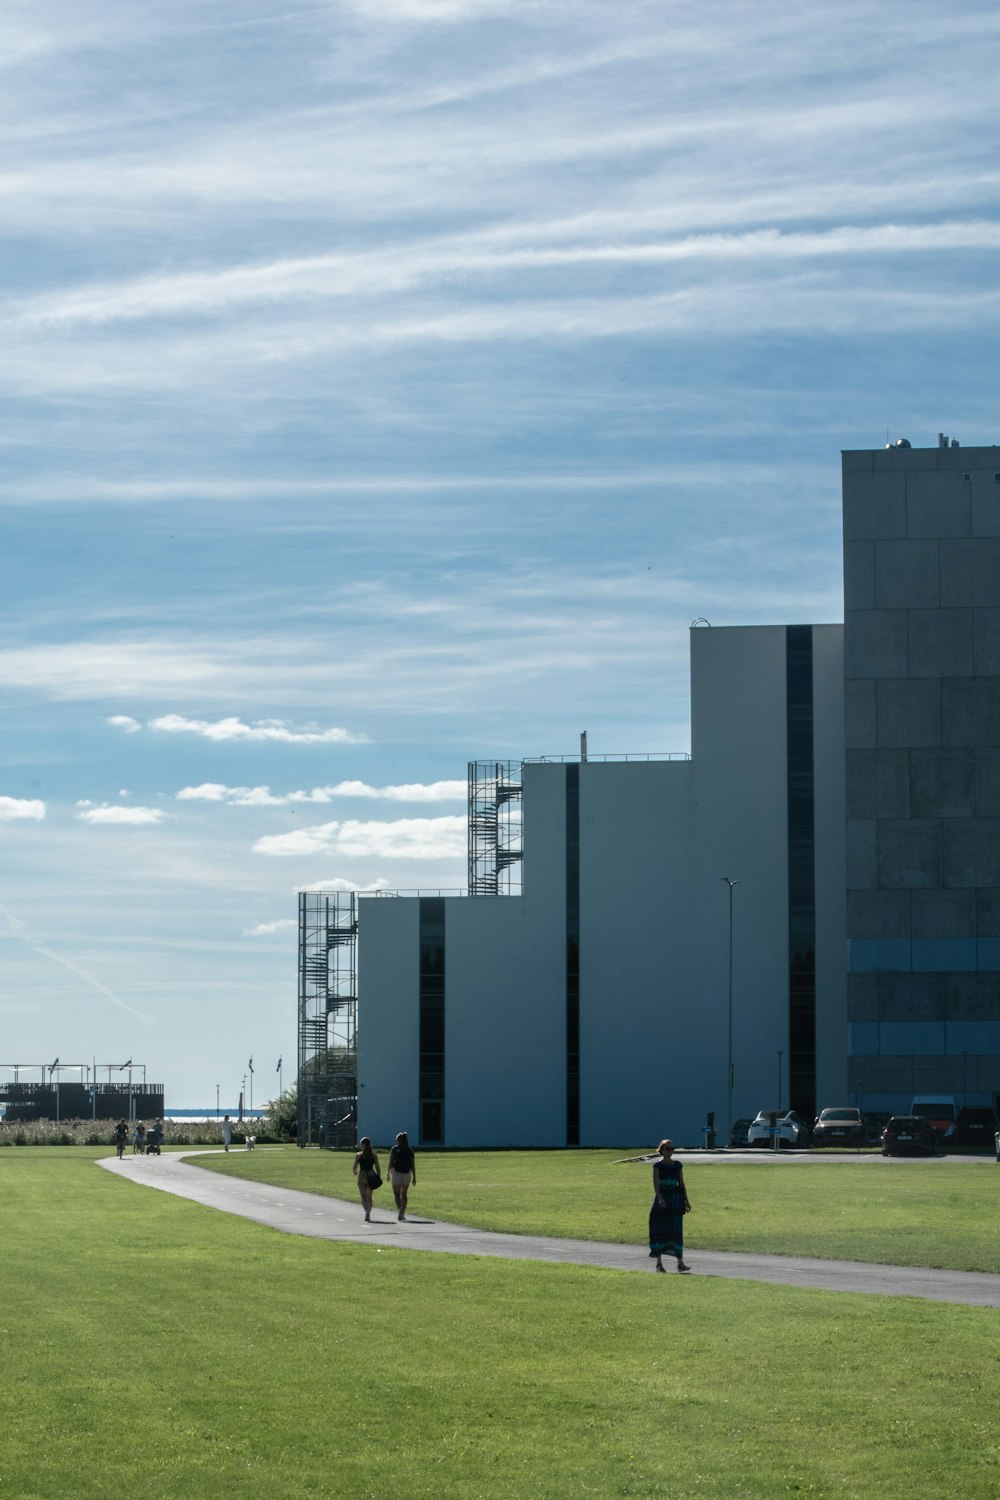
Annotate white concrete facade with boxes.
[357,622,846,1149]
[308,440,1000,1147]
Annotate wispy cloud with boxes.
[0,899,150,1021]
[0,796,45,820]
[76,801,167,826]
[245,917,297,936]
[298,878,393,893]
[149,714,367,745]
[177,779,466,805]
[13,220,1000,332]
[254,815,466,859]
[107,714,141,733]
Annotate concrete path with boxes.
[97,1150,1000,1309]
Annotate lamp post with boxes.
[722,878,739,1142]
[777,1050,784,1113]
[216,1084,220,1121]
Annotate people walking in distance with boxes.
[649,1138,692,1273]
[222,1113,232,1153]
[353,1137,382,1222]
[114,1119,128,1159]
[388,1131,416,1221]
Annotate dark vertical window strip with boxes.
[566,764,580,1146]
[786,626,816,1122]
[418,897,445,1144]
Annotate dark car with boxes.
[864,1111,892,1145]
[881,1115,938,1157]
[728,1117,752,1148]
[951,1106,1000,1149]
[812,1106,866,1148]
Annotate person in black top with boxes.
[387,1131,416,1221]
[352,1136,381,1222]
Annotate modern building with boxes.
[297,437,1000,1147]
[844,437,1000,1114]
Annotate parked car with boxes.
[747,1109,809,1148]
[951,1106,1000,1149]
[812,1106,866,1147]
[863,1111,892,1145]
[728,1117,753,1148]
[880,1115,939,1157]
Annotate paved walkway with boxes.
[97,1151,1000,1308]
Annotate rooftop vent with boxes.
[884,438,912,449]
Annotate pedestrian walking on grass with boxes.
[353,1136,381,1222]
[388,1131,416,1221]
[649,1138,691,1273]
[222,1114,232,1153]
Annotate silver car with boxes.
[747,1109,809,1148]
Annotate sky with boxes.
[1,0,998,1108]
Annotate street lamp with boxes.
[722,878,739,1142]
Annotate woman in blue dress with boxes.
[649,1138,692,1273]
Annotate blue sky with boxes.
[1,0,998,1107]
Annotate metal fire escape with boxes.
[297,892,358,1148]
[468,760,524,895]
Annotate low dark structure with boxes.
[0,1081,165,1123]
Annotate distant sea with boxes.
[166,1108,267,1122]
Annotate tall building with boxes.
[298,438,1000,1147]
[844,438,1000,1114]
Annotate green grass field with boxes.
[2,1149,999,1499]
[195,1146,1000,1273]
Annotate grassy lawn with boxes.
[194,1147,1000,1274]
[1,1149,999,1500]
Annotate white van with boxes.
[910,1095,957,1138]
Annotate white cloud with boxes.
[254,815,466,860]
[175,783,286,805]
[14,219,1000,332]
[309,779,467,803]
[0,796,45,821]
[76,802,167,826]
[107,714,141,733]
[150,714,366,744]
[298,878,393,893]
[245,918,297,936]
[177,779,467,805]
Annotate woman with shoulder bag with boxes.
[353,1136,381,1222]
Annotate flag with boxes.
[276,1057,282,1072]
[49,1057,59,1073]
[248,1057,254,1074]
[120,1059,132,1070]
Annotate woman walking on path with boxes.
[352,1137,381,1222]
[649,1139,691,1273]
[388,1131,416,1221]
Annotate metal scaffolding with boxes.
[468,760,524,896]
[297,892,358,1148]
